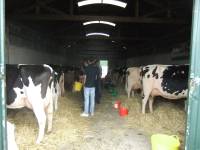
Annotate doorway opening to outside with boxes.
[100,60,108,78]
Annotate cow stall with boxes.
[1,0,199,149]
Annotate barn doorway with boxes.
[100,60,108,78]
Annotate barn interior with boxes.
[6,0,192,150]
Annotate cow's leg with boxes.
[131,89,135,97]
[54,96,58,111]
[33,105,46,144]
[142,84,152,114]
[46,87,54,133]
[142,76,154,114]
[46,102,53,133]
[53,88,58,111]
[149,97,154,113]
[127,85,132,99]
[142,95,149,114]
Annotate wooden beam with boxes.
[54,35,158,41]
[143,0,165,8]
[35,0,40,14]
[70,0,74,15]
[13,0,56,14]
[38,4,67,15]
[40,0,57,5]
[143,9,167,17]
[134,0,139,17]
[14,4,36,13]
[143,5,186,18]
[9,14,188,24]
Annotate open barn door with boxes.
[0,0,7,149]
[185,0,200,149]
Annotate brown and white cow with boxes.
[141,64,189,114]
[6,64,56,144]
[125,67,142,98]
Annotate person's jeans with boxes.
[84,87,95,114]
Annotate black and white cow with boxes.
[6,64,55,144]
[7,121,18,150]
[50,65,65,111]
[141,64,189,114]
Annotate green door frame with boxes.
[185,0,200,149]
[0,0,7,149]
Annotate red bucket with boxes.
[114,101,121,109]
[119,107,128,116]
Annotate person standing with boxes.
[81,58,99,117]
[95,60,102,104]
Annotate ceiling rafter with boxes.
[143,0,166,8]
[9,14,188,24]
[143,5,187,17]
[38,3,67,15]
[54,35,158,41]
[13,0,57,14]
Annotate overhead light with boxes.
[86,32,110,37]
[78,0,127,8]
[78,0,101,6]
[103,0,127,8]
[83,21,99,25]
[83,20,116,26]
[99,21,116,26]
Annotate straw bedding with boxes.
[7,87,186,150]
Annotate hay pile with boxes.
[7,87,186,150]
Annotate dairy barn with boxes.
[1,0,200,150]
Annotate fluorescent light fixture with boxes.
[78,0,127,8]
[86,32,110,37]
[83,20,116,26]
[103,0,127,8]
[83,21,99,25]
[99,21,116,26]
[78,0,101,7]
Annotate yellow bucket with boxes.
[151,134,180,150]
[73,81,83,92]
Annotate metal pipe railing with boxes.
[0,0,7,149]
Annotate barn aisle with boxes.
[59,89,151,150]
[7,87,186,150]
